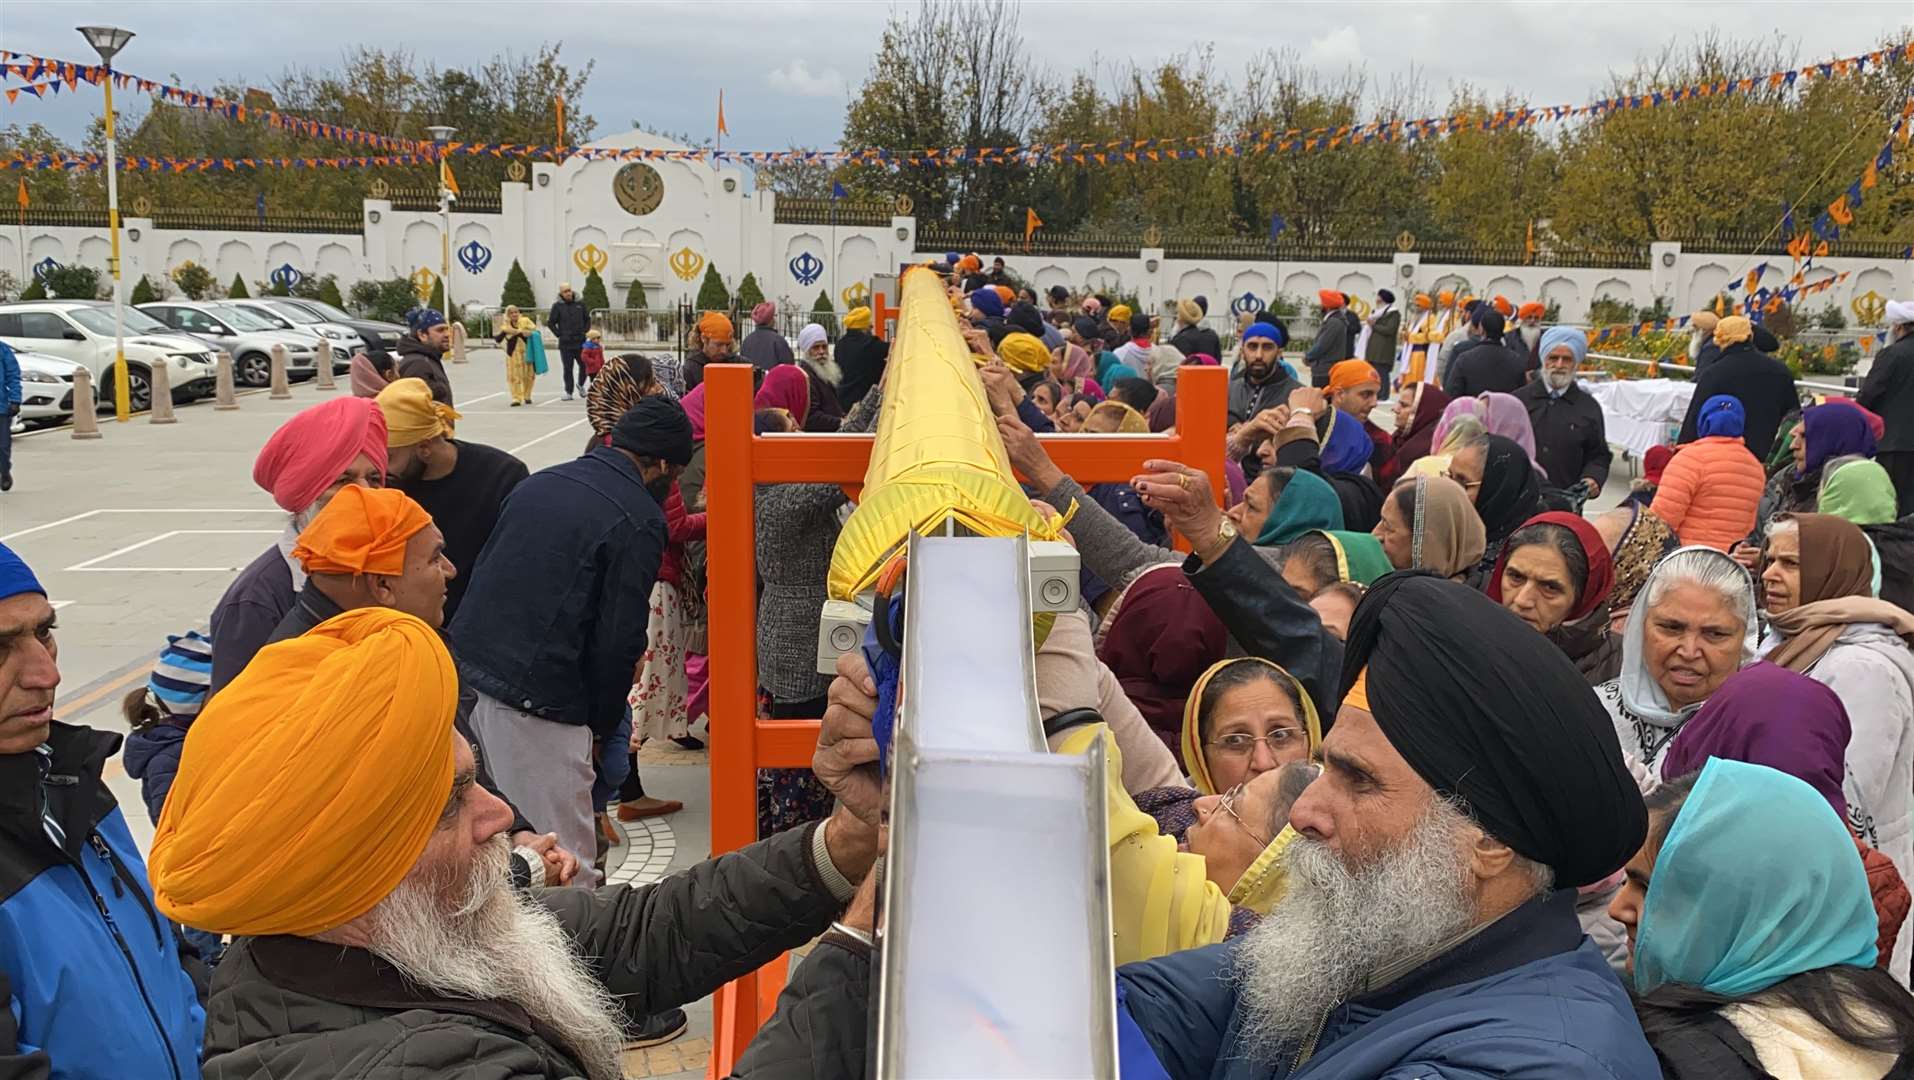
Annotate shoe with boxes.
[0,472,11,493]
[671,735,705,751]
[623,1007,688,1049]
[616,798,683,821]
[510,400,521,407]
[598,812,621,847]
[563,393,574,401]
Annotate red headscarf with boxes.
[1643,444,1674,486]
[1094,565,1230,762]
[252,397,389,513]
[754,365,810,425]
[679,384,708,441]
[1486,511,1616,623]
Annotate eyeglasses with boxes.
[1206,729,1304,757]
[1443,469,1482,491]
[1214,782,1271,848]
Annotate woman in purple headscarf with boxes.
[1758,401,1881,526]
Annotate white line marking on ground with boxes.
[507,419,588,455]
[455,392,504,407]
[65,529,280,572]
[0,510,102,543]
[3,508,280,544]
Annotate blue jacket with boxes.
[451,446,667,737]
[0,340,19,409]
[1118,889,1660,1079]
[0,722,204,1078]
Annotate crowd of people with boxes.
[4,250,1914,1079]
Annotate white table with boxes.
[1584,378,1693,458]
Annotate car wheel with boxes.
[101,365,154,414]
[238,353,271,387]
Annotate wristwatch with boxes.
[1199,516,1238,560]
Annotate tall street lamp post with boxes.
[426,125,456,321]
[78,24,135,421]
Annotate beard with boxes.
[646,473,674,503]
[1543,369,1575,393]
[1518,324,1542,349]
[1233,802,1479,1057]
[367,837,627,1080]
[803,353,843,386]
[1689,333,1704,361]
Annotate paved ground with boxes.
[1,347,722,1079]
[1,355,1641,1079]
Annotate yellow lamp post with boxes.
[78,24,135,420]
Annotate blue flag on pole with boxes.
[1780,202,1795,236]
[255,192,265,225]
[1269,212,1286,241]
[832,181,847,201]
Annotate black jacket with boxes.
[1365,307,1401,371]
[1858,332,1914,453]
[395,335,452,405]
[1676,342,1799,459]
[1514,380,1613,491]
[1443,341,1529,397]
[200,823,845,1079]
[545,298,591,348]
[450,447,667,737]
[1227,365,1301,427]
[1182,536,1347,723]
[1169,323,1222,362]
[1691,340,1723,378]
[1866,516,1914,613]
[1302,312,1351,387]
[834,328,890,404]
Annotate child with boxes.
[580,328,605,393]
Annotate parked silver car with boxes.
[138,301,321,386]
[0,301,217,412]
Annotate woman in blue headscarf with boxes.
[1609,758,1914,1078]
[1652,395,1768,550]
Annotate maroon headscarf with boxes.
[1095,565,1230,765]
[1486,511,1615,623]
[1389,383,1453,476]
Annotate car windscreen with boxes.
[211,304,280,332]
[70,306,170,335]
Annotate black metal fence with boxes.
[773,197,892,227]
[386,186,504,214]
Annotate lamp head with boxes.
[77,25,134,63]
[425,125,456,143]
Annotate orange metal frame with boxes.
[700,351,1229,1074]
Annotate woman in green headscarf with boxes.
[1820,457,1914,611]
[1274,528,1393,599]
[1234,466,1344,548]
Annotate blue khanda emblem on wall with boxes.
[1230,292,1266,317]
[458,239,492,275]
[789,251,824,287]
[269,263,304,291]
[31,257,59,283]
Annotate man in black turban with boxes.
[1111,571,1656,1078]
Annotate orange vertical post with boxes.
[699,362,1229,1074]
[872,290,895,342]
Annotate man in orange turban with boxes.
[1328,359,1395,478]
[210,397,390,699]
[154,605,882,1079]
[275,484,452,637]
[377,377,529,620]
[1512,301,1548,368]
[687,311,737,389]
[1304,290,1354,387]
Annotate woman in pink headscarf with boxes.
[1431,392,1544,471]
[1050,341,1103,401]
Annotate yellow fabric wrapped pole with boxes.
[829,265,1063,600]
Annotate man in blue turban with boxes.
[396,307,454,405]
[1514,326,1611,497]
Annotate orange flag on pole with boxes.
[555,94,567,147]
[717,89,729,137]
[15,177,26,211]
[440,158,459,200]
[1024,207,1043,248]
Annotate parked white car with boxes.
[12,349,94,425]
[227,298,363,370]
[0,301,217,412]
[138,300,322,386]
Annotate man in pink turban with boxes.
[209,397,389,697]
[739,300,792,371]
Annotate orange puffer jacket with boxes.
[1650,436,1767,551]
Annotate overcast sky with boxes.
[7,1,1912,151]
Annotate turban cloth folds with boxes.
[253,397,389,513]
[292,485,435,577]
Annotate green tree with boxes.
[169,260,215,300]
[227,274,250,299]
[44,265,102,300]
[317,276,346,309]
[500,259,535,308]
[18,277,46,301]
[1427,90,1558,248]
[428,277,446,315]
[695,264,731,311]
[267,275,292,297]
[813,289,834,316]
[129,274,159,305]
[626,279,647,310]
[581,267,609,312]
[348,278,422,323]
[735,272,766,311]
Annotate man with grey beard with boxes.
[1513,327,1611,498]
[740,574,1660,1077]
[149,608,880,1080]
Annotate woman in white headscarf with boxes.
[1594,546,1760,792]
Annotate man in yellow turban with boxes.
[996,330,1051,376]
[155,606,882,1080]
[377,377,529,621]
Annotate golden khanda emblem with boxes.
[369,177,390,200]
[614,162,665,216]
[1853,290,1888,325]
[1346,294,1373,319]
[409,267,437,303]
[669,247,705,282]
[841,281,871,307]
[573,244,609,276]
[131,195,152,216]
[1396,230,1418,252]
[1143,224,1163,248]
[894,194,913,215]
[505,160,527,182]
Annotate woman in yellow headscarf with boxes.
[494,305,538,406]
[1056,657,1323,964]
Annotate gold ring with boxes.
[1176,473,1191,491]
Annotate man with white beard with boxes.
[1513,327,1611,499]
[150,607,880,1080]
[1688,309,1723,375]
[746,574,1660,1077]
[794,322,845,429]
[1511,300,1547,370]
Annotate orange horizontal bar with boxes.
[756,719,823,769]
[750,432,1208,487]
